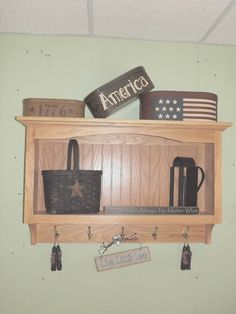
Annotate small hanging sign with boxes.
[94,246,151,272]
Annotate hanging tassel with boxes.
[50,226,62,272]
[56,245,62,271]
[51,245,57,271]
[181,243,192,270]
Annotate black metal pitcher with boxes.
[169,157,205,207]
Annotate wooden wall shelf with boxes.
[16,116,231,245]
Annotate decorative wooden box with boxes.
[23,98,85,117]
[84,66,154,118]
[139,91,217,121]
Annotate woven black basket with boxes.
[84,66,154,118]
[42,139,102,214]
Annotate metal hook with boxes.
[152,226,158,240]
[120,226,125,239]
[124,232,138,241]
[183,226,189,243]
[54,226,60,245]
[88,226,93,240]
[120,227,138,242]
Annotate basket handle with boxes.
[67,139,80,170]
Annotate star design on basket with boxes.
[69,180,84,198]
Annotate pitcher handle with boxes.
[197,167,205,191]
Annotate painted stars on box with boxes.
[153,98,183,120]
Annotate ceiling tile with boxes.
[0,0,235,46]
[205,3,236,45]
[93,0,232,42]
[0,0,89,34]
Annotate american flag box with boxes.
[139,91,217,121]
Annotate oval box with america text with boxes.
[84,66,154,118]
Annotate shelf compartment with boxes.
[33,139,214,215]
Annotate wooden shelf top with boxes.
[16,116,232,131]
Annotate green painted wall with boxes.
[0,34,235,314]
